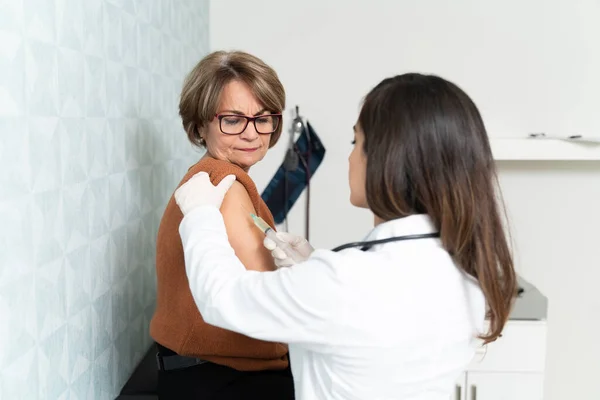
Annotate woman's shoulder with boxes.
[184,157,259,195]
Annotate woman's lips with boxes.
[238,147,259,152]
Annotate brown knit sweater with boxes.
[149,157,289,371]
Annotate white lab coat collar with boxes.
[364,214,438,241]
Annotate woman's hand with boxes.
[174,172,236,215]
[263,232,315,268]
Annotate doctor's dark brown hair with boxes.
[179,50,286,148]
[358,73,517,344]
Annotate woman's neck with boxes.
[202,153,250,172]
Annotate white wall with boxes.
[0,1,209,399]
[210,1,600,399]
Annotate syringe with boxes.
[250,213,305,264]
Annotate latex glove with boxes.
[263,232,314,268]
[174,172,236,215]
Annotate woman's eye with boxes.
[223,117,243,125]
[351,139,356,145]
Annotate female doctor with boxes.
[173,73,517,400]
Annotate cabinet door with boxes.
[450,373,467,400]
[465,372,544,400]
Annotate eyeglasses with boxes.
[215,113,282,135]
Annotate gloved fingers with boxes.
[296,241,315,256]
[263,237,277,251]
[175,172,209,202]
[188,171,210,184]
[271,248,287,260]
[217,174,236,192]
[274,257,295,269]
[274,232,314,257]
[274,231,305,246]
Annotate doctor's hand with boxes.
[174,172,236,215]
[263,232,314,268]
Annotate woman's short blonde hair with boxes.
[179,50,286,148]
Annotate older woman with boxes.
[149,51,294,399]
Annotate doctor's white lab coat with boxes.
[180,206,486,400]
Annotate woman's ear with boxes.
[197,126,206,146]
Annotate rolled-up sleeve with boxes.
[179,206,346,345]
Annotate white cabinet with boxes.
[453,320,546,400]
[463,372,544,400]
[451,373,467,400]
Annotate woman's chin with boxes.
[230,157,261,171]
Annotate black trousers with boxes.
[157,347,295,399]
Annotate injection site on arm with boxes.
[179,206,346,345]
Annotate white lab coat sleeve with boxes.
[179,206,346,345]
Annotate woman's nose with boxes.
[240,121,259,140]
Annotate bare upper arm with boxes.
[220,181,277,272]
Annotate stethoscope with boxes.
[331,232,441,252]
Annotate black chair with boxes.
[114,343,158,400]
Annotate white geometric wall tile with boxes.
[88,178,110,240]
[62,182,91,252]
[90,235,111,301]
[138,121,156,166]
[103,2,122,62]
[32,189,65,264]
[113,329,132,387]
[37,324,69,398]
[36,258,67,340]
[0,119,30,200]
[110,281,129,342]
[28,116,61,193]
[108,226,128,283]
[0,273,37,366]
[86,119,109,179]
[121,12,137,67]
[67,307,93,389]
[123,67,139,118]
[0,0,24,31]
[160,0,172,35]
[91,291,112,360]
[137,71,151,117]
[121,0,136,16]
[65,245,92,317]
[123,119,140,168]
[58,118,87,185]
[25,40,59,116]
[124,170,142,221]
[135,22,150,69]
[1,347,38,400]
[0,0,209,398]
[148,27,163,74]
[105,61,124,118]
[84,56,107,117]
[148,0,162,30]
[57,47,85,117]
[0,30,25,117]
[106,119,126,173]
[127,266,145,320]
[138,166,153,214]
[82,0,104,57]
[24,0,56,44]
[92,346,114,400]
[108,173,127,229]
[0,202,33,313]
[56,0,83,51]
